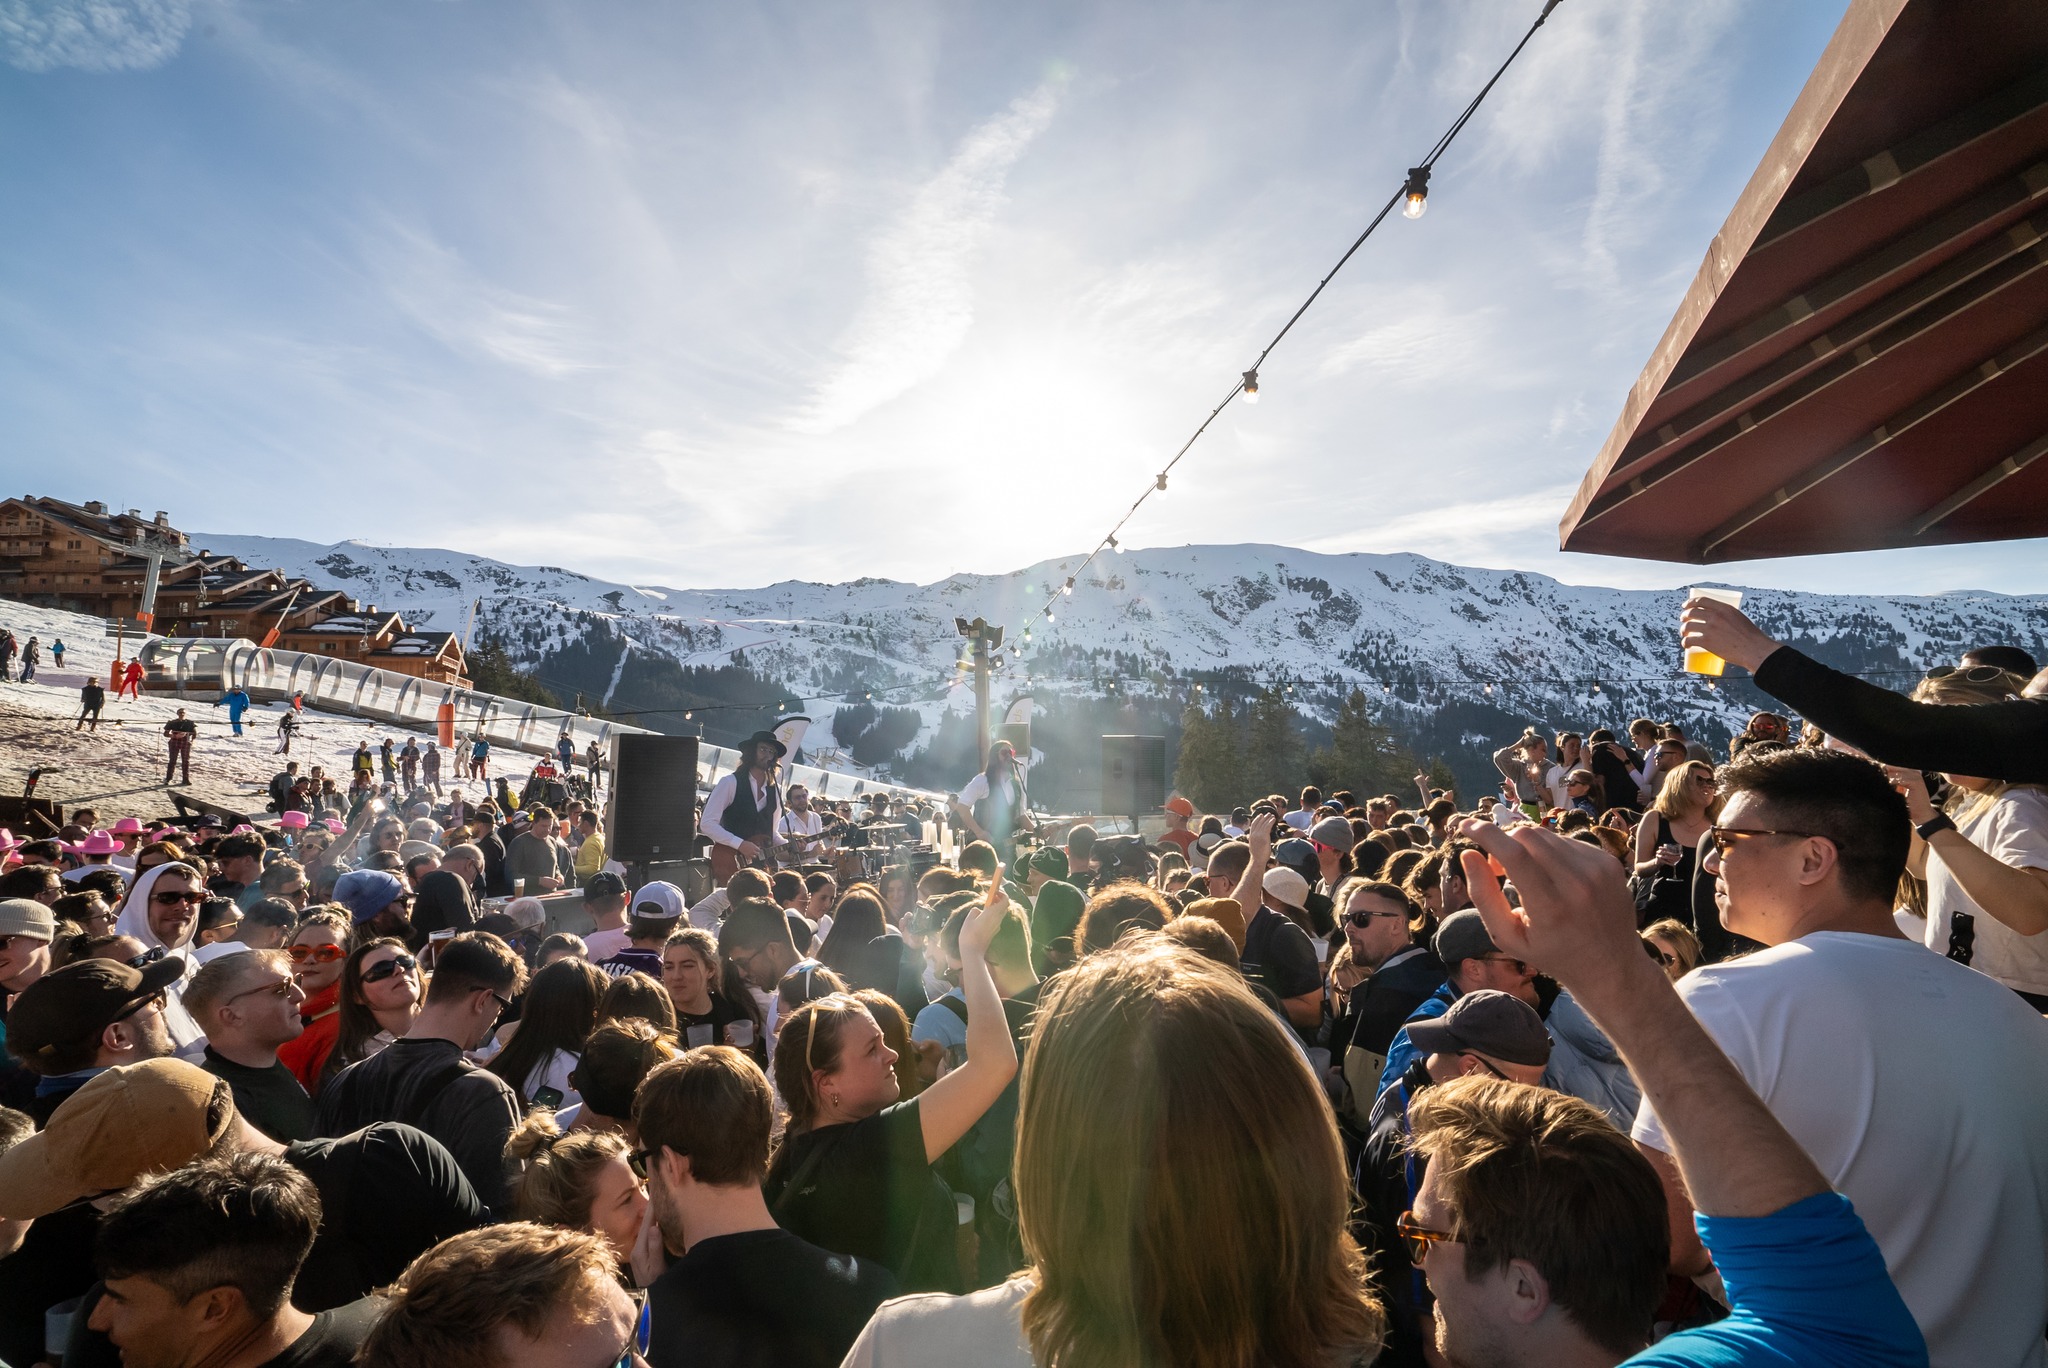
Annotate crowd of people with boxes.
[0,595,2044,1367]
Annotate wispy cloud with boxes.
[1304,484,1579,560]
[0,0,190,72]
[1314,290,1497,389]
[788,79,1064,435]
[365,222,602,379]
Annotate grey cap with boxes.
[1308,815,1355,852]
[1405,989,1552,1067]
[0,898,55,941]
[1432,909,1498,966]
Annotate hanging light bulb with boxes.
[1241,369,1260,405]
[1402,165,1431,219]
[1382,681,1392,695]
[1045,610,1055,623]
[1483,682,1494,696]
[1108,534,1120,553]
[1155,473,1168,491]
[684,710,693,720]
[1062,578,1074,596]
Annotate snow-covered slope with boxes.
[189,533,2048,787]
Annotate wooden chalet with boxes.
[1,494,469,686]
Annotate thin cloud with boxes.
[788,79,1064,435]
[0,0,190,72]
[1304,485,1579,560]
[366,222,602,379]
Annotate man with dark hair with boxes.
[316,932,528,1211]
[465,809,512,897]
[259,854,310,910]
[1961,644,2039,676]
[577,869,632,961]
[505,806,564,896]
[719,896,802,1025]
[566,1018,678,1139]
[85,1152,379,1367]
[636,1048,896,1367]
[210,833,268,909]
[1632,747,2048,1366]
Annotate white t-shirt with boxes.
[1633,931,2048,1368]
[521,1047,581,1110]
[1924,788,2048,996]
[581,926,631,963]
[843,1279,1033,1368]
[1538,762,1571,810]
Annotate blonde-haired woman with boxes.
[1893,667,2048,1009]
[1632,760,1718,940]
[844,934,1384,1368]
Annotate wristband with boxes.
[1915,813,1957,841]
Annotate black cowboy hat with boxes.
[743,730,788,757]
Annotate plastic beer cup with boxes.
[1684,588,1744,675]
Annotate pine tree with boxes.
[1173,696,1244,812]
[1243,687,1305,801]
[1325,688,1414,797]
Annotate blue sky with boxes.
[4,0,2042,597]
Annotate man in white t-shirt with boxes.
[777,785,829,863]
[1632,748,2048,1368]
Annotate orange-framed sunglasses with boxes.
[1396,1212,1459,1265]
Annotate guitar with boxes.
[709,841,779,887]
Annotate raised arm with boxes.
[1684,597,2048,782]
[1454,820,1826,1219]
[1230,812,1275,910]
[915,872,1020,1163]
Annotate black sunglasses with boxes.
[361,953,419,985]
[126,945,168,969]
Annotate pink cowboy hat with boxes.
[278,811,311,830]
[323,819,347,834]
[145,826,180,843]
[110,816,149,836]
[0,829,23,855]
[64,830,122,856]
[229,824,255,835]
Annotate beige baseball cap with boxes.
[0,1058,236,1219]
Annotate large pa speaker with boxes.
[611,735,699,863]
[1100,735,1166,817]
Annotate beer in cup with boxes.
[1684,587,1744,676]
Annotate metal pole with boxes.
[974,631,991,768]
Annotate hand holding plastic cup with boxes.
[1684,588,1743,675]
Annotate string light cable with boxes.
[1011,0,1567,644]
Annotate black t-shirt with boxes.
[63,1289,384,1368]
[676,993,754,1051]
[0,1201,96,1368]
[410,869,477,945]
[645,1228,897,1368]
[285,1123,487,1311]
[203,1048,315,1143]
[164,717,197,738]
[314,1037,522,1214]
[1241,906,1323,1002]
[763,1095,961,1293]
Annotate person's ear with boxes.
[657,1148,691,1189]
[1501,1256,1552,1326]
[1797,836,1838,888]
[193,1283,243,1333]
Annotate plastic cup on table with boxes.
[1684,587,1744,676]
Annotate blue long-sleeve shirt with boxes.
[1624,1193,1925,1367]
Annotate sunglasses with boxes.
[114,990,167,1023]
[1705,826,1822,856]
[126,945,168,969]
[1925,664,2009,684]
[361,953,419,985]
[1345,908,1407,928]
[1396,1212,1459,1265]
[288,943,346,965]
[227,977,298,1003]
[627,1147,657,1181]
[152,890,204,906]
[1643,940,1677,966]
[1477,953,1531,976]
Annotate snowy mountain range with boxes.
[189,532,2048,802]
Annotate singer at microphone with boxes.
[950,739,1033,864]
